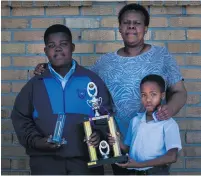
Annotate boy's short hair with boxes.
[140,74,166,92]
[118,3,150,27]
[44,24,72,45]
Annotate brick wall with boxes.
[1,1,201,175]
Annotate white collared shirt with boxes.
[48,60,76,89]
[124,112,182,171]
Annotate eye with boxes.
[60,42,68,47]
[151,93,157,97]
[141,94,146,98]
[48,44,55,48]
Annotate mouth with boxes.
[54,53,65,58]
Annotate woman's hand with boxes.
[156,104,173,120]
[34,63,47,75]
[107,132,121,146]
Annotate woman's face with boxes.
[119,10,147,47]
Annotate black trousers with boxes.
[128,165,170,175]
[30,156,104,175]
[111,164,130,175]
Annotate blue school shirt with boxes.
[90,45,183,139]
[124,112,182,171]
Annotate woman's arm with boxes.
[156,81,187,120]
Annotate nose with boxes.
[128,23,136,30]
[55,46,62,52]
[146,96,151,102]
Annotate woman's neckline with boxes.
[115,44,155,59]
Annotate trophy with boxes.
[47,113,67,147]
[83,82,128,168]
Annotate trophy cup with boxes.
[83,82,128,168]
[47,113,67,147]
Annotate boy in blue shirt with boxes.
[109,74,182,175]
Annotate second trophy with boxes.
[83,82,128,168]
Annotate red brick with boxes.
[96,43,124,53]
[1,119,15,131]
[1,8,10,16]
[168,43,200,53]
[31,18,63,28]
[14,31,44,41]
[149,17,168,27]
[13,56,46,67]
[174,56,185,65]
[186,132,201,144]
[1,70,27,80]
[11,159,30,170]
[82,6,114,15]
[186,56,201,66]
[181,69,201,79]
[153,30,185,40]
[1,95,16,106]
[150,7,182,14]
[186,6,201,14]
[170,17,201,27]
[74,43,94,53]
[2,44,25,54]
[12,7,44,16]
[187,30,201,40]
[182,146,201,157]
[101,17,118,28]
[27,44,45,54]
[1,57,11,67]
[81,56,99,66]
[186,159,201,168]
[1,108,11,118]
[1,133,12,144]
[1,31,11,41]
[186,107,201,117]
[82,30,115,41]
[1,19,29,29]
[12,82,26,93]
[170,157,184,169]
[1,146,26,157]
[46,7,79,16]
[184,82,201,92]
[13,133,20,144]
[177,120,201,130]
[1,158,11,169]
[65,18,99,28]
[186,94,200,105]
[174,107,186,118]
[1,83,11,93]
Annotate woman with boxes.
[34,3,187,174]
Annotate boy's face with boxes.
[141,82,165,113]
[44,32,75,67]
[119,11,148,47]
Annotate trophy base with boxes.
[47,135,67,147]
[87,155,128,168]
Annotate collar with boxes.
[137,111,158,123]
[48,60,76,79]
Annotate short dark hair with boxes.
[140,74,166,92]
[118,3,150,27]
[44,24,72,45]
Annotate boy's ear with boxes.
[71,43,75,52]
[44,47,47,56]
[161,92,166,100]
